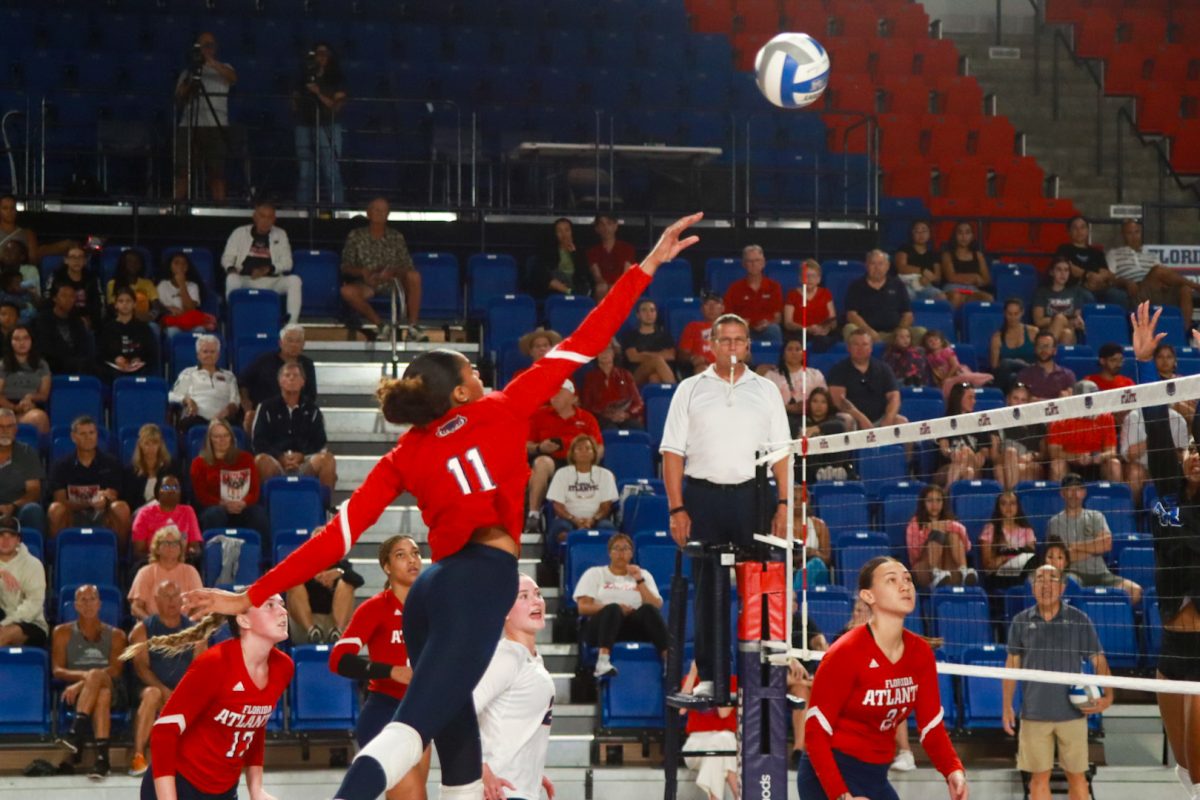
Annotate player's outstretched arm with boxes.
[182,585,251,619]
[637,212,702,277]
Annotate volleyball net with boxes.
[756,371,1200,704]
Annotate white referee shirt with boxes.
[659,365,791,484]
[474,638,555,800]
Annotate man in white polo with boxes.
[660,312,791,697]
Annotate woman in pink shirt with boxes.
[127,525,203,619]
[904,484,977,589]
[130,474,201,563]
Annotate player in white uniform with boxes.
[475,574,557,800]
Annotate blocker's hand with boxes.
[183,587,251,620]
[1130,301,1166,362]
[640,212,703,276]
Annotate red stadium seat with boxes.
[971,116,1017,161]
[1074,11,1118,60]
[939,159,989,199]
[732,31,774,70]
[878,113,926,167]
[736,0,782,33]
[926,114,971,159]
[1171,120,1200,174]
[937,76,985,118]
[686,0,736,33]
[1119,11,1168,49]
[882,76,933,114]
[875,41,917,78]
[823,113,870,154]
[884,164,933,202]
[834,3,882,39]
[823,37,873,76]
[783,6,831,36]
[1136,84,1184,137]
[828,76,878,113]
[1103,45,1152,96]
[984,200,1034,254]
[883,4,930,39]
[915,39,961,78]
[1149,44,1196,84]
[995,156,1045,201]
[1175,9,1200,43]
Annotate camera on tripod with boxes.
[187,43,206,76]
[303,51,320,84]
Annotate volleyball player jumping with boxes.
[1131,302,1200,797]
[120,594,293,800]
[797,556,969,800]
[183,212,702,800]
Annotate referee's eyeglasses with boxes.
[716,336,749,347]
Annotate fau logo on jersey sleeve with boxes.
[437,415,468,437]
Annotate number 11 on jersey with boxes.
[446,447,496,494]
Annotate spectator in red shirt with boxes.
[783,258,837,352]
[723,245,782,344]
[1046,380,1121,483]
[524,380,604,532]
[678,293,723,374]
[619,298,677,385]
[587,213,636,301]
[1085,342,1135,392]
[581,341,644,430]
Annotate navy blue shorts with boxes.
[141,769,237,800]
[796,750,898,800]
[356,691,402,748]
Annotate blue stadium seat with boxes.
[1081,304,1131,347]
[992,262,1038,307]
[973,386,1005,411]
[58,583,123,628]
[0,647,50,734]
[112,376,168,434]
[228,289,282,341]
[264,476,326,537]
[648,258,695,304]
[961,302,1004,348]
[273,530,311,565]
[931,586,992,661]
[545,294,596,336]
[838,532,890,591]
[563,529,616,612]
[169,330,227,381]
[633,529,690,583]
[1084,481,1135,534]
[467,254,519,319]
[1116,547,1156,593]
[291,249,340,317]
[704,258,743,296]
[1014,480,1062,541]
[961,645,1005,728]
[161,245,216,291]
[952,343,979,371]
[1109,532,1151,567]
[50,374,103,431]
[878,480,926,561]
[1004,584,1036,621]
[1054,344,1095,365]
[949,479,1001,544]
[53,528,118,599]
[484,295,537,359]
[290,644,358,731]
[202,529,262,587]
[809,481,869,543]
[234,333,278,375]
[751,339,781,370]
[623,494,670,536]
[912,299,955,342]
[899,386,945,422]
[662,296,703,343]
[805,584,853,640]
[601,642,665,729]
[857,444,907,501]
[765,259,802,295]
[1150,305,1186,348]
[602,429,653,481]
[1072,586,1138,669]
[645,394,672,451]
[819,260,865,312]
[413,251,462,319]
[19,528,43,563]
[496,346,531,388]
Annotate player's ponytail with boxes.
[377,349,466,427]
[119,613,234,661]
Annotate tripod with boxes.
[176,65,232,203]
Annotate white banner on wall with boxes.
[1147,244,1200,269]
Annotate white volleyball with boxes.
[754,32,831,109]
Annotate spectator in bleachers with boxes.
[1002,562,1112,800]
[169,334,240,434]
[0,263,37,324]
[1108,218,1199,325]
[157,252,217,336]
[1085,342,1134,392]
[680,661,739,800]
[979,491,1037,593]
[0,194,74,264]
[524,380,603,533]
[98,287,159,383]
[794,502,832,581]
[882,326,930,387]
[1040,537,1082,589]
[1152,343,1197,428]
[190,418,269,541]
[239,323,317,432]
[287,557,363,645]
[518,328,561,366]
[105,250,159,325]
[1046,381,1121,483]
[1015,332,1076,400]
[939,221,993,311]
[587,213,635,301]
[581,341,644,430]
[802,388,857,481]
[533,217,592,299]
[783,259,838,353]
[0,409,45,532]
[173,32,236,202]
[765,339,826,435]
[34,281,96,375]
[678,292,722,374]
[724,245,783,345]
[1046,473,1141,604]
[0,325,50,434]
[1032,258,1091,346]
[125,579,201,779]
[923,329,992,397]
[293,42,347,205]
[47,245,104,331]
[52,583,128,780]
[842,249,917,345]
[545,434,617,553]
[828,328,905,430]
[935,383,990,486]
[0,239,40,300]
[893,219,946,302]
[0,299,21,342]
[990,298,1039,393]
[1056,215,1121,306]
[1120,405,1188,507]
[905,484,977,589]
[991,382,1047,490]
[0,514,47,648]
[48,415,131,548]
[619,298,677,386]
[127,525,203,621]
[121,423,178,516]
[220,200,303,324]
[251,362,337,491]
[573,532,668,678]
[339,197,423,341]
[131,474,201,565]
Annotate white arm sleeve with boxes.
[658,379,694,456]
[473,643,523,715]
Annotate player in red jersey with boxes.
[183,213,703,800]
[797,556,969,800]
[329,534,431,800]
[119,594,292,800]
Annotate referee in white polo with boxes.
[661,312,792,697]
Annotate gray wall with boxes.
[920,0,1040,35]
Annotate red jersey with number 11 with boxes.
[805,625,962,799]
[247,265,653,607]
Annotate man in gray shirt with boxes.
[1044,472,1141,605]
[1002,563,1112,800]
[0,408,44,533]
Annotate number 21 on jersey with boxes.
[446,447,496,494]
